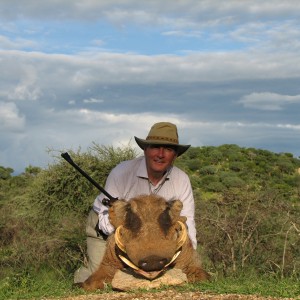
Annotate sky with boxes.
[1,0,300,174]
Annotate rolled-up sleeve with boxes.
[93,195,115,235]
[92,168,120,235]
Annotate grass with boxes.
[188,276,300,298]
[1,268,300,300]
[0,268,76,300]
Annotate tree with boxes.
[0,166,14,180]
[24,165,41,176]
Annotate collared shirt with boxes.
[93,156,197,249]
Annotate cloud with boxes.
[0,101,25,131]
[83,98,104,104]
[0,35,38,50]
[1,1,300,56]
[1,1,300,26]
[1,0,300,174]
[238,92,300,110]
[162,30,202,38]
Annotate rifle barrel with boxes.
[61,152,118,204]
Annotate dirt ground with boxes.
[48,290,295,300]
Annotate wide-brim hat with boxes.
[134,122,190,156]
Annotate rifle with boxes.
[61,152,118,206]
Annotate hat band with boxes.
[146,135,178,144]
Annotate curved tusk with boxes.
[176,221,188,250]
[119,251,181,272]
[165,250,181,268]
[118,254,140,270]
[115,226,126,253]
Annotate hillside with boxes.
[176,144,300,201]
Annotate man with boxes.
[74,122,196,283]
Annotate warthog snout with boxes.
[138,255,169,271]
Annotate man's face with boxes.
[144,144,178,175]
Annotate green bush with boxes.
[0,143,137,277]
[199,165,217,175]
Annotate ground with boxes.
[50,290,294,300]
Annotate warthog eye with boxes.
[158,206,172,235]
[125,206,142,234]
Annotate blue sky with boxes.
[1,0,300,174]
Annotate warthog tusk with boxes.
[176,221,187,250]
[115,226,126,253]
[118,250,182,274]
[164,249,181,268]
[118,254,140,271]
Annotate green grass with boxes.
[0,268,74,300]
[1,269,300,300]
[188,276,300,298]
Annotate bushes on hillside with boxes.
[178,145,300,278]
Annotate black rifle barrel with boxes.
[61,152,118,204]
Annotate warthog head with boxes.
[109,194,188,279]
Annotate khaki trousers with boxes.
[74,209,107,283]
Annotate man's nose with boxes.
[157,147,165,157]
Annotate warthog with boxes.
[81,194,210,291]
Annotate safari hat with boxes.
[134,122,190,156]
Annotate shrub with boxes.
[199,165,217,175]
[196,188,300,278]
[0,143,137,276]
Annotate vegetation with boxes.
[177,145,300,278]
[1,143,300,299]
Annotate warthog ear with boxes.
[168,200,186,223]
[109,199,129,228]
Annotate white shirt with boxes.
[93,156,197,249]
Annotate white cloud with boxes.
[1,1,300,26]
[0,101,25,130]
[162,30,202,38]
[277,123,300,130]
[0,35,38,50]
[52,50,300,83]
[83,98,104,104]
[238,92,300,110]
